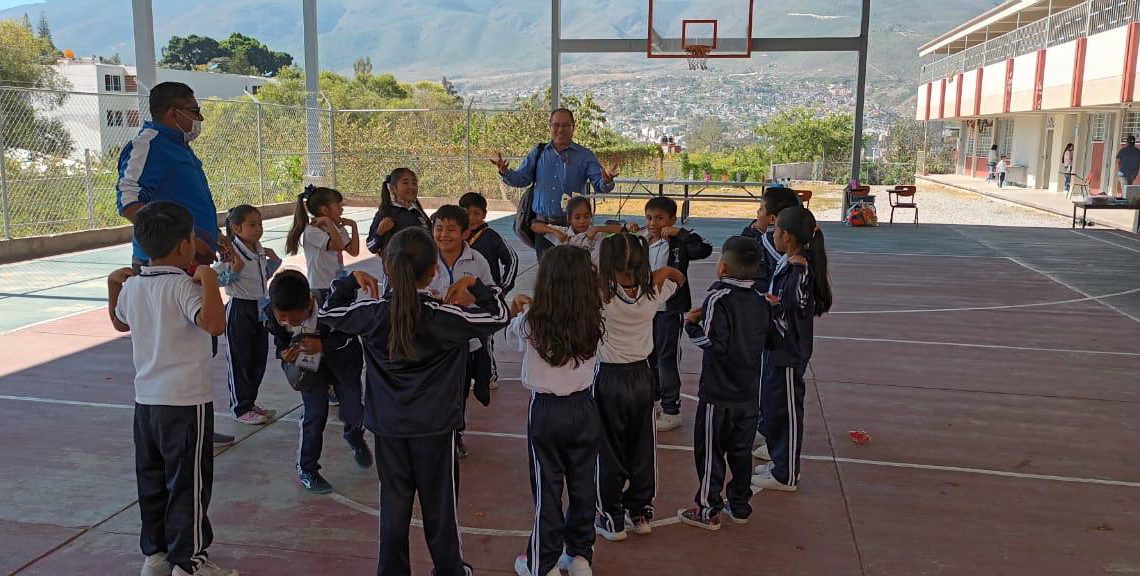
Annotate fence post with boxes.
[328,107,337,189]
[256,102,266,205]
[466,98,474,191]
[0,109,10,240]
[84,148,96,228]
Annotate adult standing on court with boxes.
[116,82,218,272]
[491,108,620,260]
[115,82,234,447]
[1116,135,1140,196]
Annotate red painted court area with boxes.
[2,221,1139,575]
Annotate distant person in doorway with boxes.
[987,144,999,182]
[491,108,620,261]
[996,156,1008,188]
[1116,135,1140,197]
[1062,143,1074,193]
[115,81,234,448]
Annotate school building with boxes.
[916,0,1140,195]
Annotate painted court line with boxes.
[1004,256,1140,325]
[1073,229,1140,255]
[1106,230,1140,245]
[832,250,1002,259]
[830,286,1140,315]
[3,394,1138,491]
[814,335,1140,356]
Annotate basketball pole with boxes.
[551,0,562,109]
[303,0,324,181]
[848,0,872,218]
[131,0,156,120]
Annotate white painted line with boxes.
[0,394,134,410]
[814,335,1140,357]
[0,305,105,335]
[1073,230,1140,255]
[830,287,1140,315]
[1106,231,1140,246]
[832,250,1003,260]
[1004,256,1140,325]
[815,455,1140,488]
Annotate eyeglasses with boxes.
[176,107,204,120]
[549,122,574,130]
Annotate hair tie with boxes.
[301,184,315,200]
[813,225,822,235]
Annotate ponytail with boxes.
[806,226,832,316]
[598,232,654,302]
[285,185,343,255]
[381,167,417,219]
[775,206,832,317]
[383,227,437,360]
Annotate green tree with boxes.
[36,11,52,47]
[160,35,223,70]
[686,116,728,152]
[0,19,72,155]
[20,13,31,32]
[754,107,854,164]
[219,33,292,76]
[354,57,373,78]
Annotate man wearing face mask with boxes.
[116,83,236,448]
[117,82,217,273]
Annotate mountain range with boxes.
[1,0,1000,111]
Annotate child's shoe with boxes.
[350,441,373,469]
[234,411,267,425]
[514,554,558,576]
[252,405,276,420]
[328,386,340,406]
[655,412,682,432]
[456,433,469,458]
[557,553,593,576]
[751,464,798,492]
[140,552,172,576]
[594,515,627,542]
[172,560,238,575]
[298,470,332,494]
[625,512,652,535]
[677,507,721,531]
[723,508,749,524]
[752,443,771,460]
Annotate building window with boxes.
[106,110,124,127]
[1092,113,1107,142]
[1001,119,1015,155]
[1123,112,1140,142]
[250,85,261,95]
[965,123,977,157]
[104,74,122,92]
[977,121,994,154]
[127,110,140,127]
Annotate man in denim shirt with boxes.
[492,108,619,260]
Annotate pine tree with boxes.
[21,13,32,32]
[37,11,51,43]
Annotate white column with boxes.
[551,0,561,109]
[303,0,324,180]
[131,0,157,119]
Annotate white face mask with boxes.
[184,120,202,143]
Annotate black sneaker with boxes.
[212,432,235,447]
[456,434,469,459]
[298,470,332,494]
[350,441,373,469]
[328,387,340,406]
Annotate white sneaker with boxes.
[172,560,238,576]
[489,377,499,390]
[141,553,172,576]
[625,512,652,535]
[753,431,766,447]
[233,411,267,425]
[566,555,593,576]
[655,413,682,432]
[750,465,798,492]
[514,554,558,576]
[595,515,628,542]
[752,444,771,460]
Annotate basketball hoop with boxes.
[685,45,711,70]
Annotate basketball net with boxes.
[685,45,711,70]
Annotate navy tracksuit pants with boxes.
[693,401,758,518]
[524,389,599,576]
[294,337,366,474]
[135,402,214,573]
[225,298,269,418]
[650,312,685,416]
[374,431,470,576]
[595,360,658,532]
[760,364,807,486]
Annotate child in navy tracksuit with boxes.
[459,192,519,388]
[740,187,800,458]
[319,227,509,576]
[640,196,713,432]
[677,237,769,531]
[215,205,282,426]
[506,245,604,576]
[752,207,833,492]
[263,270,371,494]
[366,167,432,258]
[429,205,498,458]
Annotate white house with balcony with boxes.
[46,58,270,161]
[917,0,1140,195]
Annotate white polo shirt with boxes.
[506,310,597,396]
[303,224,350,290]
[597,280,678,364]
[218,239,275,300]
[114,266,213,406]
[427,243,496,297]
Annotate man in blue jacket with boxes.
[116,82,233,447]
[116,82,218,272]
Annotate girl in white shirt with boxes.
[592,233,684,542]
[530,196,631,262]
[284,185,360,303]
[507,245,604,576]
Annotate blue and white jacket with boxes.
[116,121,217,261]
[684,278,769,407]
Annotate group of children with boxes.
[107,169,831,576]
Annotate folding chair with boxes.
[1067,172,1090,199]
[888,185,918,226]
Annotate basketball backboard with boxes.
[648,0,755,58]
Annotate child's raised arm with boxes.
[531,221,568,243]
[677,228,713,260]
[192,266,226,336]
[107,268,134,332]
[340,217,360,257]
[318,272,384,336]
[652,266,686,290]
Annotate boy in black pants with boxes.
[678,237,769,530]
[459,192,519,390]
[107,201,236,576]
[641,196,713,432]
[264,270,371,494]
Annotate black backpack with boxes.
[512,142,548,248]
